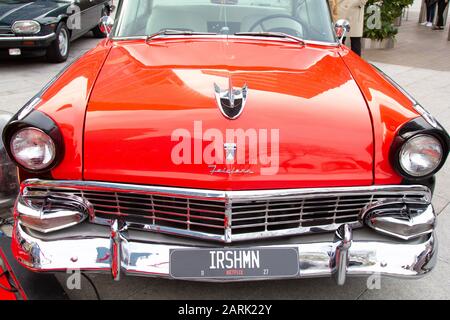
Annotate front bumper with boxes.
[12,221,437,284]
[0,33,56,57]
[0,33,56,48]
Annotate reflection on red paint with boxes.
[18,37,419,190]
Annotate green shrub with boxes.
[364,0,414,40]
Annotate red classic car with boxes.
[0,0,449,284]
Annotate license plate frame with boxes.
[169,247,299,280]
[9,48,21,56]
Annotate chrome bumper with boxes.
[0,33,56,42]
[12,221,437,284]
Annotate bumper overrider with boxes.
[11,180,438,284]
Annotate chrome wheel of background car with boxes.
[46,22,70,63]
[58,28,68,57]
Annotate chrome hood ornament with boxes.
[224,143,237,163]
[214,80,248,120]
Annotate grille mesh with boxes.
[0,27,12,35]
[23,185,429,241]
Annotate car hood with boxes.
[0,1,60,26]
[84,39,374,190]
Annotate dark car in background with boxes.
[0,0,113,62]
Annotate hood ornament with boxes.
[224,143,237,163]
[214,80,248,120]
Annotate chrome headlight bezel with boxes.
[398,134,444,178]
[12,20,41,35]
[391,118,449,180]
[2,109,64,174]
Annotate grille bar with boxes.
[21,180,432,243]
[0,27,12,36]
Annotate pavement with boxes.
[0,2,449,300]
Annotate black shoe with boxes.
[432,26,444,30]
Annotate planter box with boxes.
[362,38,395,50]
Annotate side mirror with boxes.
[334,19,350,44]
[99,16,114,37]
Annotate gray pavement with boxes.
[0,35,100,115]
[1,3,449,299]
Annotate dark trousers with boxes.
[350,37,362,56]
[344,37,362,56]
[436,0,449,27]
[427,2,437,22]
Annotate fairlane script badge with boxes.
[169,248,299,279]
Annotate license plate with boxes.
[9,48,21,56]
[170,247,299,279]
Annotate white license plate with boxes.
[170,247,299,279]
[9,48,21,56]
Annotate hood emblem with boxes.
[224,143,237,163]
[214,81,248,120]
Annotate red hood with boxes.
[84,39,374,190]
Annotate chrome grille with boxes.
[88,191,227,235]
[21,181,431,243]
[0,27,12,36]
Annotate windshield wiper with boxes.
[147,29,217,41]
[234,32,305,44]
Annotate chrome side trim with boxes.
[0,33,56,41]
[371,63,439,128]
[13,221,437,283]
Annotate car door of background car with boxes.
[65,0,85,39]
[66,0,102,39]
[81,0,106,33]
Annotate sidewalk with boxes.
[364,5,450,71]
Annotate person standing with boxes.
[329,0,339,22]
[433,0,449,30]
[337,0,368,56]
[422,0,438,27]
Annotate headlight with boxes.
[399,134,443,177]
[12,20,41,34]
[10,128,56,171]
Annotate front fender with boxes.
[0,111,18,214]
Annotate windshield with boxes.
[114,0,336,43]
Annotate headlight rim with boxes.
[10,126,57,172]
[2,109,64,174]
[396,133,446,180]
[12,20,41,35]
